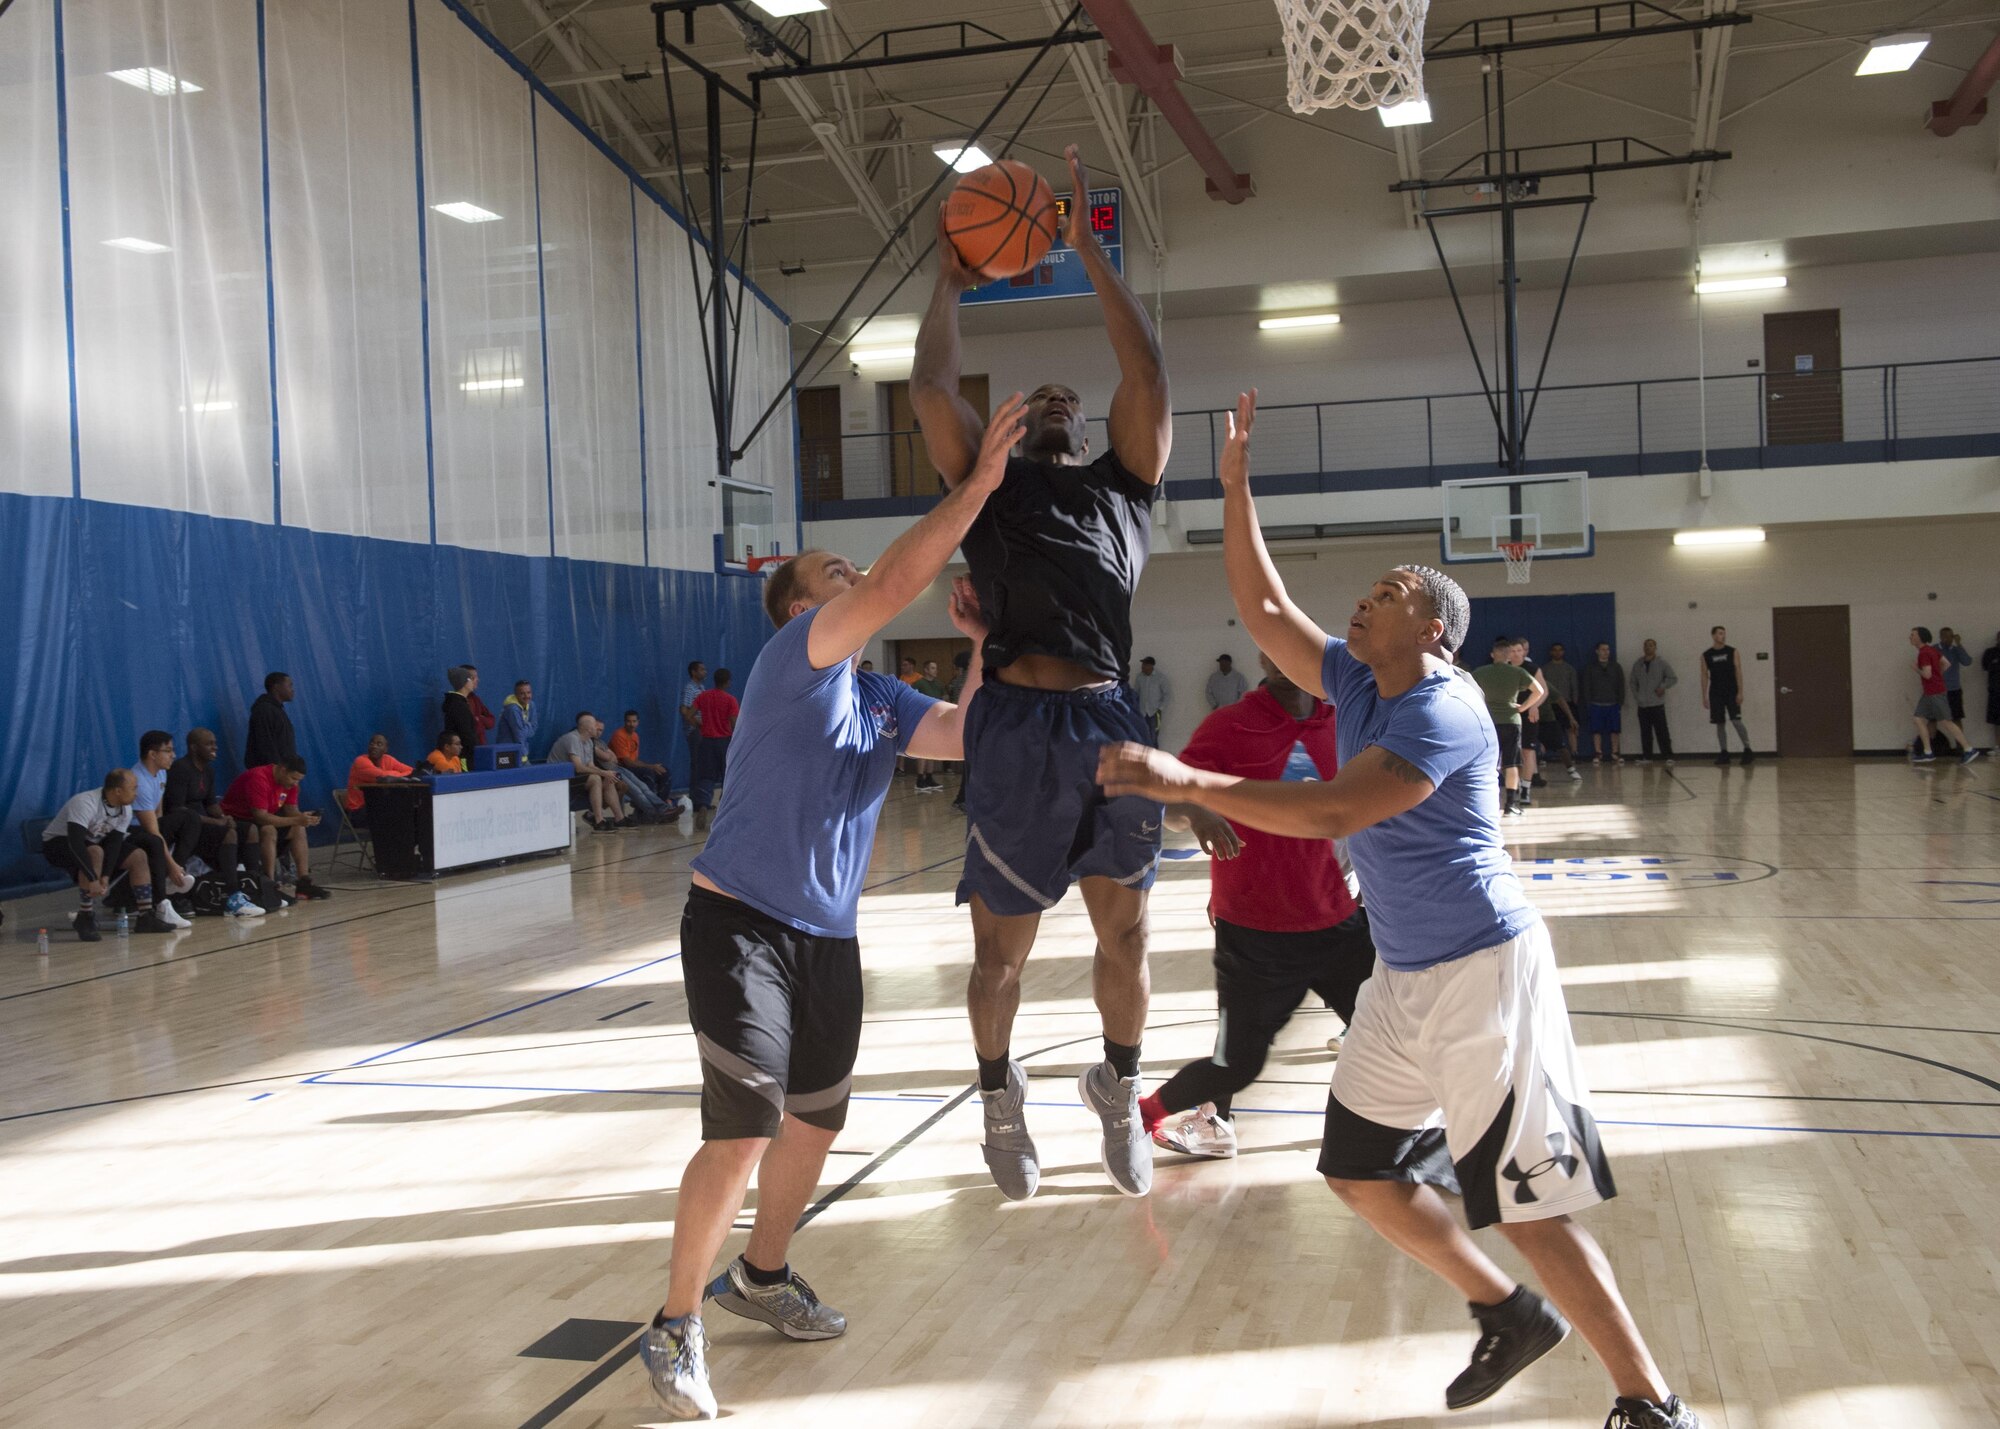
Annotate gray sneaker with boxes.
[981,1059,1041,1201]
[1077,1061,1152,1197]
[638,1313,717,1420]
[705,1256,846,1340]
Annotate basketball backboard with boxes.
[1440,472,1592,566]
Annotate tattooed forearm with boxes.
[1378,751,1431,786]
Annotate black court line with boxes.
[596,1001,651,1023]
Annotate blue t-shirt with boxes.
[1320,639,1536,971]
[133,765,167,813]
[692,608,940,938]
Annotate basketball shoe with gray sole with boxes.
[705,1256,846,1340]
[1077,1060,1152,1197]
[980,1059,1041,1201]
[638,1313,717,1420]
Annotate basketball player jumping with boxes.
[638,400,1024,1420]
[1097,392,1702,1429]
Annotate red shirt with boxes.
[1917,644,1947,696]
[222,764,298,819]
[694,688,739,739]
[1179,686,1357,933]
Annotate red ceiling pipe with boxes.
[1927,33,2000,137]
[1078,0,1254,202]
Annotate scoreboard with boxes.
[959,187,1123,307]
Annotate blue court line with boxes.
[249,1092,273,1101]
[301,1077,944,1105]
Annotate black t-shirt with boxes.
[1702,645,1739,699]
[959,450,1158,681]
[163,757,215,814]
[1518,658,1541,721]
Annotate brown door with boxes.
[1763,309,1842,444]
[885,375,990,497]
[797,386,843,502]
[1772,604,1853,756]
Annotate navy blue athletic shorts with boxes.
[957,679,1163,915]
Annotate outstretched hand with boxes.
[1184,805,1243,861]
[936,205,982,291]
[1218,389,1257,492]
[1097,741,1206,803]
[1062,144,1091,248]
[947,575,987,643]
[964,391,1026,496]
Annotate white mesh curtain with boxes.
[0,0,69,499]
[729,283,797,533]
[64,0,271,520]
[417,0,548,557]
[637,195,721,571]
[266,0,429,544]
[536,98,643,566]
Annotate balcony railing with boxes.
[800,354,2000,516]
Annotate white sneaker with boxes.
[184,856,211,878]
[1152,1104,1237,1159]
[1326,1032,1344,1056]
[1566,767,1583,781]
[166,870,196,896]
[154,901,193,930]
[1665,758,1676,767]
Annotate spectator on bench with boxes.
[497,679,537,753]
[130,730,197,910]
[551,713,632,831]
[165,728,262,918]
[610,709,672,800]
[443,666,482,754]
[41,770,180,940]
[347,734,415,826]
[247,671,298,768]
[426,731,468,775]
[222,756,330,903]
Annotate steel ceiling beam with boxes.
[513,0,667,166]
[1685,0,1737,212]
[1075,0,1252,202]
[1928,32,2000,137]
[1036,0,1164,257]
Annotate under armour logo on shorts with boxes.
[1501,1131,1580,1204]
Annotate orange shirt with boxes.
[346,753,414,810]
[426,750,466,774]
[608,728,641,763]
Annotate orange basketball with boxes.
[943,160,1059,280]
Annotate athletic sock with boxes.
[652,1309,693,1332]
[740,1258,789,1288]
[1103,1038,1141,1080]
[134,885,153,911]
[1210,1097,1233,1122]
[78,893,94,912]
[977,1052,1012,1093]
[1138,1091,1168,1132]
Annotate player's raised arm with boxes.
[905,578,991,761]
[1218,389,1331,694]
[1096,741,1434,841]
[804,396,1026,668]
[1064,146,1170,483]
[910,209,990,488]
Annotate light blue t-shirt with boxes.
[692,608,940,938]
[133,765,167,813]
[1320,639,1536,971]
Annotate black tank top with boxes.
[1703,645,1738,699]
[959,451,1158,681]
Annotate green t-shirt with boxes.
[1472,662,1535,726]
[914,678,947,700]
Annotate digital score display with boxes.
[961,187,1123,307]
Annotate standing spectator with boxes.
[42,771,174,939]
[222,756,329,903]
[610,710,673,800]
[464,665,497,744]
[425,731,467,775]
[1581,642,1626,764]
[1508,637,1549,803]
[1631,639,1678,766]
[496,679,538,753]
[442,666,482,753]
[1699,626,1754,767]
[897,657,921,685]
[690,669,740,828]
[163,728,258,916]
[1910,627,1982,766]
[1983,631,2000,747]
[1540,642,1582,776]
[1473,637,1540,817]
[680,660,709,782]
[1132,655,1171,745]
[910,662,950,793]
[859,660,875,674]
[346,734,414,826]
[1206,653,1248,709]
[245,672,297,768]
[550,713,632,830]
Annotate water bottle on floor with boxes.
[115,911,130,938]
[36,929,49,956]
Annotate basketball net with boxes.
[1272,0,1430,114]
[1499,541,1535,585]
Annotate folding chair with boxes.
[328,787,374,872]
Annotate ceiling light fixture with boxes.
[750,0,827,16]
[1259,312,1341,330]
[1673,527,1766,547]
[108,67,202,96]
[932,141,994,174]
[1855,33,1929,76]
[432,201,502,224]
[851,345,916,364]
[1378,97,1432,127]
[102,237,171,254]
[180,400,237,413]
[460,377,526,392]
[1694,274,1786,295]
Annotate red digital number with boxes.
[1092,204,1116,233]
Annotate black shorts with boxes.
[1214,912,1376,1028]
[1708,695,1741,723]
[680,886,863,1140]
[1495,724,1522,769]
[1538,714,1568,753]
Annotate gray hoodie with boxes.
[1631,656,1677,708]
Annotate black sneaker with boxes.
[132,910,177,934]
[1605,1393,1701,1428]
[1714,753,1730,767]
[1530,773,1547,788]
[294,877,332,901]
[73,910,101,943]
[1738,749,1755,766]
[1445,1286,1570,1410]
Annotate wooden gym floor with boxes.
[2,758,1998,1428]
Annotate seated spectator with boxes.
[42,770,177,939]
[690,668,738,829]
[609,709,672,799]
[426,731,468,775]
[442,666,482,752]
[465,664,497,743]
[129,731,197,920]
[222,756,329,904]
[163,727,260,918]
[496,679,537,753]
[549,712,632,831]
[347,734,415,825]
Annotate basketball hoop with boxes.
[1499,540,1536,585]
[1271,0,1430,114]
[744,552,796,575]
